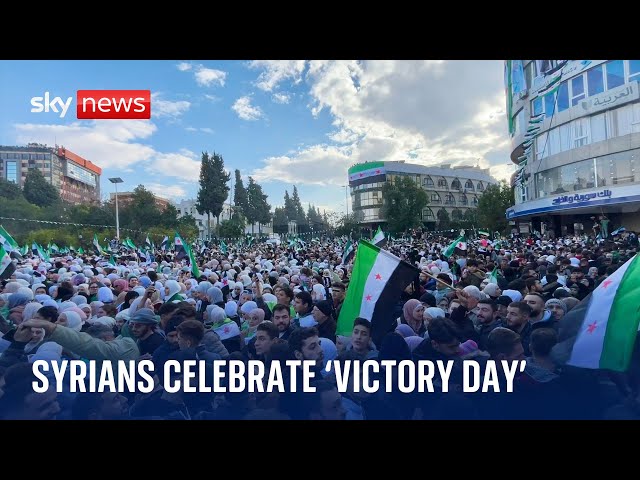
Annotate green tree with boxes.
[463,208,478,227]
[476,181,515,235]
[219,214,245,238]
[246,177,271,235]
[118,185,160,233]
[451,208,464,230]
[272,207,288,235]
[437,208,451,231]
[196,151,230,239]
[283,190,295,224]
[291,186,306,227]
[0,177,23,200]
[233,169,249,218]
[23,169,59,207]
[334,213,358,237]
[380,176,428,235]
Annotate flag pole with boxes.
[420,269,457,289]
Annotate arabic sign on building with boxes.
[580,82,639,115]
[551,190,612,205]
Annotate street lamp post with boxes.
[109,177,124,240]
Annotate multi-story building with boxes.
[0,144,101,204]
[504,60,640,235]
[348,161,495,227]
[174,199,273,239]
[110,191,171,211]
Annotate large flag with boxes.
[175,233,187,261]
[187,244,201,278]
[109,255,117,266]
[0,244,16,280]
[560,254,640,372]
[442,235,467,258]
[77,247,85,255]
[371,226,387,248]
[161,236,169,251]
[145,235,152,250]
[125,238,136,250]
[220,240,228,254]
[341,240,355,265]
[0,226,19,252]
[336,240,420,345]
[93,234,103,255]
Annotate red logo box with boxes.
[76,90,151,119]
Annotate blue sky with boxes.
[0,60,514,215]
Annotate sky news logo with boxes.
[30,91,151,119]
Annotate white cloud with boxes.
[151,93,191,118]
[204,94,220,102]
[14,121,157,170]
[252,144,351,186]
[194,66,227,87]
[177,63,227,87]
[185,126,197,132]
[153,150,202,182]
[232,96,263,121]
[200,127,214,134]
[185,126,214,134]
[248,60,307,91]
[272,92,291,104]
[146,183,187,200]
[249,60,509,185]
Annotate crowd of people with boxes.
[0,227,639,420]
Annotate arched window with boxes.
[430,192,441,204]
[423,207,435,220]
[424,176,434,187]
[477,181,484,191]
[459,194,468,205]
[445,193,456,205]
[465,179,474,190]
[451,178,462,190]
[437,177,448,188]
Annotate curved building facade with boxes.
[348,161,495,227]
[504,60,640,235]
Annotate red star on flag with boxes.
[223,326,231,333]
[375,273,382,280]
[365,294,372,301]
[375,169,380,174]
[359,173,364,177]
[587,321,597,334]
[601,279,613,289]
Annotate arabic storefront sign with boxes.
[580,82,639,115]
[552,190,612,205]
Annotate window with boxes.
[606,60,625,90]
[464,180,474,189]
[572,118,590,147]
[445,193,455,205]
[632,103,640,133]
[571,75,586,106]
[6,161,17,183]
[430,192,441,203]
[437,177,447,188]
[36,154,44,160]
[473,196,479,206]
[423,176,434,187]
[21,153,29,160]
[608,105,632,138]
[629,60,640,83]
[423,208,435,220]
[536,131,549,160]
[459,194,468,205]
[587,65,604,96]
[451,178,461,190]
[477,181,484,191]
[557,81,569,112]
[544,92,556,118]
[532,97,543,117]
[591,113,607,143]
[514,109,526,135]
